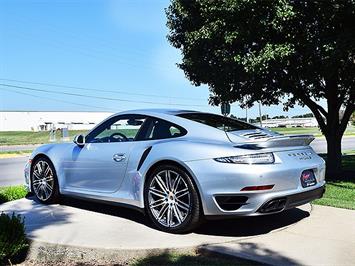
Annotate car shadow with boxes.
[60,196,149,226]
[195,207,309,237]
[60,196,310,237]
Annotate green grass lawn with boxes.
[0,150,33,158]
[0,129,140,146]
[314,181,355,210]
[270,125,355,137]
[0,186,28,204]
[313,154,355,210]
[0,130,88,145]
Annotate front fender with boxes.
[25,143,74,193]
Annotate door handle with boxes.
[113,153,126,162]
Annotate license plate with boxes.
[300,170,317,188]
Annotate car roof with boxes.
[117,108,200,116]
[93,108,238,144]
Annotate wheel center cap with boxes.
[167,192,175,203]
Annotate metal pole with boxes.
[258,102,263,127]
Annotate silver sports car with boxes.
[25,109,325,233]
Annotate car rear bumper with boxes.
[203,184,325,219]
[257,185,325,213]
[184,148,326,216]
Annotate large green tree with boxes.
[166,0,355,176]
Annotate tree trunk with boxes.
[325,132,342,177]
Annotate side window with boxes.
[137,118,187,140]
[86,115,147,143]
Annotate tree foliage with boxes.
[167,0,355,174]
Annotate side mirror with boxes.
[73,134,85,146]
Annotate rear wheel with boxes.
[31,157,60,204]
[144,164,201,233]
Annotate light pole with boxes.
[246,107,248,123]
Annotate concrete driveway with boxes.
[1,196,354,265]
[203,204,355,265]
[0,196,311,250]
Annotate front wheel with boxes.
[144,164,201,233]
[31,157,60,204]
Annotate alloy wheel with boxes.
[32,160,55,201]
[148,170,191,228]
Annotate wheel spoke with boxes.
[37,163,43,175]
[150,198,166,208]
[44,182,53,191]
[32,179,41,185]
[176,191,189,199]
[42,185,49,199]
[33,171,40,179]
[167,206,173,227]
[173,204,182,224]
[44,165,51,177]
[167,170,174,191]
[176,199,189,211]
[157,203,168,220]
[176,187,188,197]
[45,176,54,182]
[172,176,181,193]
[155,174,169,194]
[149,187,166,198]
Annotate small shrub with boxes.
[0,212,29,264]
[0,186,28,204]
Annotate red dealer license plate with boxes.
[300,170,317,188]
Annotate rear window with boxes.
[177,113,257,132]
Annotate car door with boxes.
[63,114,147,193]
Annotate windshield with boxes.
[177,113,257,132]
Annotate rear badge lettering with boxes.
[288,152,312,160]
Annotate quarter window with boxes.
[137,118,187,140]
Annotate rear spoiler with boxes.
[235,135,315,149]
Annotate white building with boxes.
[0,111,114,131]
[261,117,318,128]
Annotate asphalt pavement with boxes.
[0,156,27,186]
[0,137,354,187]
[311,136,355,153]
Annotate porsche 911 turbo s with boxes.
[24,109,325,233]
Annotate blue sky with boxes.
[0,0,318,118]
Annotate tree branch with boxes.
[291,89,328,133]
[338,103,355,137]
[290,86,328,117]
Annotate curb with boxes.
[25,241,196,265]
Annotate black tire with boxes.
[144,164,201,233]
[31,157,60,204]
